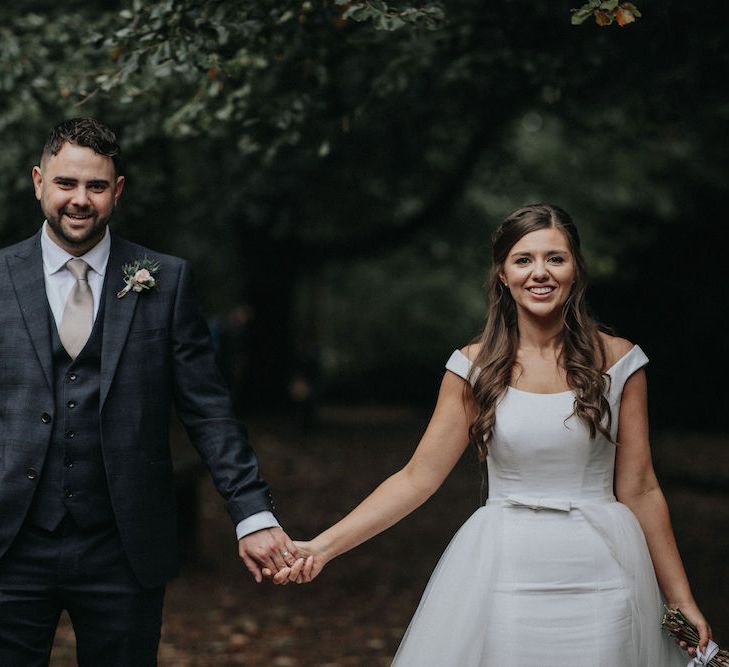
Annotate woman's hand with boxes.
[673,600,712,657]
[264,539,329,585]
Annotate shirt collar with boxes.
[41,221,111,277]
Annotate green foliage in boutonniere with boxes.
[117,256,160,299]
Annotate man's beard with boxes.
[46,209,109,248]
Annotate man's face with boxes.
[32,142,124,256]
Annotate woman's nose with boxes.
[531,262,549,279]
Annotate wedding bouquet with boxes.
[662,607,728,666]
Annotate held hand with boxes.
[674,601,712,657]
[265,539,328,585]
[238,527,299,583]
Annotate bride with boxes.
[272,203,710,666]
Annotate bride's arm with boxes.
[614,368,711,655]
[274,370,472,584]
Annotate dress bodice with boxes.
[445,345,649,504]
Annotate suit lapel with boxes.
[100,236,139,410]
[6,233,53,390]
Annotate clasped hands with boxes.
[237,527,323,585]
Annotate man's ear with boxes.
[31,166,43,201]
[114,175,125,203]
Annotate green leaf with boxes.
[426,6,446,22]
[375,14,406,31]
[570,4,596,24]
[344,6,371,22]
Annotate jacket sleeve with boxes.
[169,260,275,524]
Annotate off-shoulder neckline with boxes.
[452,345,643,396]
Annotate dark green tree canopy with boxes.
[1,0,727,422]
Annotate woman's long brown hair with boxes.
[467,204,611,460]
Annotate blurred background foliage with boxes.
[1,0,727,427]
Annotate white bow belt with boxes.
[688,639,720,666]
[487,495,616,512]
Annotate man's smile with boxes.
[62,211,94,221]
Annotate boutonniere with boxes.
[116,257,160,299]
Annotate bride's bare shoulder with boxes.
[597,331,634,370]
[459,343,482,362]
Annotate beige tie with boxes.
[59,258,93,359]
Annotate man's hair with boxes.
[42,118,123,175]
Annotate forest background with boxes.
[1,1,728,662]
[2,0,727,421]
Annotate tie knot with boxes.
[66,258,90,281]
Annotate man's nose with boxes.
[70,187,90,207]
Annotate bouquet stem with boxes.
[662,607,728,666]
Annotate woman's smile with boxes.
[526,285,556,297]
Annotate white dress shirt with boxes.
[41,221,110,326]
[40,222,278,540]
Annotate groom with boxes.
[0,118,298,665]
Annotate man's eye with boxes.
[89,185,106,193]
[57,182,73,189]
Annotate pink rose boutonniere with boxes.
[117,257,160,299]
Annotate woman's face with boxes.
[499,227,576,320]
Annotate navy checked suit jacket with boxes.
[0,231,274,587]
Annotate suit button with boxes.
[68,373,78,382]
[26,467,38,480]
[67,401,76,409]
[64,458,74,468]
[64,488,73,499]
[41,412,51,423]
[65,430,75,439]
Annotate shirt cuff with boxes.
[235,511,280,540]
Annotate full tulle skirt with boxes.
[391,502,687,667]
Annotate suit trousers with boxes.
[0,516,165,667]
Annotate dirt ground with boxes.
[48,407,729,666]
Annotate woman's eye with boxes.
[515,257,530,265]
[548,256,565,264]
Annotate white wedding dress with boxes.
[392,346,686,666]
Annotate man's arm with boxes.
[169,260,299,580]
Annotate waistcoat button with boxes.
[41,412,51,423]
[26,467,38,480]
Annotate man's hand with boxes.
[238,527,299,583]
[266,539,327,585]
